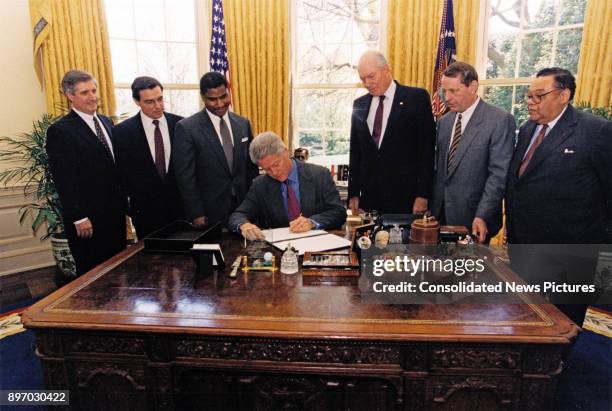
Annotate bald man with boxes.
[348,51,436,215]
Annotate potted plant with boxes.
[0,113,77,278]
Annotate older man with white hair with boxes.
[228,132,346,241]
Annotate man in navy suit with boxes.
[173,72,259,227]
[506,67,612,326]
[113,76,184,238]
[46,70,127,276]
[348,51,436,215]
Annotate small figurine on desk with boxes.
[389,224,402,244]
[280,243,299,274]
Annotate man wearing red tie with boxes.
[46,70,127,276]
[228,132,346,241]
[113,77,184,238]
[505,67,612,326]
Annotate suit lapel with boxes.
[379,83,404,150]
[198,111,231,175]
[133,113,164,183]
[520,106,577,178]
[229,113,243,175]
[296,162,315,216]
[437,113,453,178]
[264,176,287,226]
[355,95,378,150]
[446,101,484,179]
[68,110,114,162]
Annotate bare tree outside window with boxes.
[294,0,382,167]
[105,0,201,119]
[482,0,586,125]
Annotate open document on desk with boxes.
[262,227,351,255]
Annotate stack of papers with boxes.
[261,227,351,255]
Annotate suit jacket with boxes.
[46,110,127,274]
[430,100,515,237]
[348,82,436,213]
[172,110,259,225]
[505,105,612,244]
[113,112,184,238]
[228,161,346,230]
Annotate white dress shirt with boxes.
[73,108,114,159]
[366,81,397,148]
[206,109,234,147]
[523,105,568,159]
[140,111,171,172]
[448,96,480,148]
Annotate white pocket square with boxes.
[563,148,574,154]
[241,137,249,142]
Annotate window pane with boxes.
[165,90,200,117]
[523,0,556,29]
[483,85,513,113]
[326,131,350,156]
[295,90,325,129]
[114,89,139,120]
[134,0,165,41]
[164,0,196,42]
[518,31,553,77]
[555,28,583,74]
[109,40,138,83]
[105,0,135,39]
[297,132,324,157]
[513,85,530,126]
[559,0,587,25]
[167,43,198,83]
[324,89,354,130]
[487,34,519,79]
[297,45,326,83]
[137,41,169,82]
[489,0,520,35]
[325,44,356,83]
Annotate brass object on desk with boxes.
[241,254,277,273]
[410,213,439,244]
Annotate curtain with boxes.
[575,0,612,107]
[387,0,480,90]
[223,0,290,142]
[29,0,116,116]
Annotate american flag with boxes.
[431,0,457,118]
[210,0,229,78]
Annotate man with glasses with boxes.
[113,76,184,238]
[505,67,612,326]
[228,132,345,241]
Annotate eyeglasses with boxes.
[524,88,562,103]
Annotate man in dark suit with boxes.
[173,72,259,227]
[46,70,127,276]
[430,62,515,243]
[506,67,612,325]
[348,51,436,215]
[228,132,346,240]
[113,76,184,238]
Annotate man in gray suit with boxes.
[173,72,259,227]
[430,62,515,243]
[228,132,346,240]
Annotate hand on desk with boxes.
[75,218,93,238]
[192,216,208,228]
[240,222,266,241]
[289,216,314,233]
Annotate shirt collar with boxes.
[286,159,298,184]
[140,111,166,126]
[541,105,568,130]
[381,80,396,100]
[73,107,97,121]
[460,96,480,117]
[206,108,230,124]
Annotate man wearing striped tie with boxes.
[430,62,515,243]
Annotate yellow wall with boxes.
[0,1,54,276]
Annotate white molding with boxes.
[0,261,55,278]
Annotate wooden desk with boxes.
[23,234,578,410]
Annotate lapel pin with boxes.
[563,148,574,154]
[399,102,404,105]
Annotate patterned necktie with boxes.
[519,124,548,177]
[219,116,233,172]
[152,119,166,178]
[447,113,462,171]
[285,180,301,221]
[372,95,385,147]
[92,116,113,160]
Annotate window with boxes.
[480,0,586,125]
[105,0,205,118]
[292,0,383,167]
